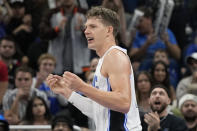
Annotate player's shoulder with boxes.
[103,48,130,69]
[105,48,129,61]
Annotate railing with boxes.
[9,125,81,130]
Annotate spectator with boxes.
[33,53,56,89]
[184,34,197,59]
[150,61,176,101]
[102,0,127,47]
[0,5,7,39]
[6,1,26,35]
[19,96,51,130]
[51,110,74,131]
[89,57,99,72]
[179,94,197,131]
[135,71,152,113]
[0,60,8,112]
[40,0,90,75]
[32,53,68,115]
[129,6,180,71]
[84,57,99,82]
[2,66,48,124]
[0,114,9,131]
[86,71,94,85]
[12,13,36,56]
[176,52,197,100]
[139,49,180,89]
[140,84,188,131]
[0,36,21,89]
[24,0,49,34]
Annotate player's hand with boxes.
[46,74,72,98]
[144,112,161,131]
[63,71,86,92]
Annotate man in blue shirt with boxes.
[129,7,180,63]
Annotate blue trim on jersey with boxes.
[107,78,111,131]
[92,75,99,88]
[107,78,111,91]
[124,114,129,131]
[107,109,111,131]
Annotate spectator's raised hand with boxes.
[16,88,29,100]
[58,16,67,31]
[13,24,32,34]
[75,15,83,31]
[113,0,123,8]
[146,34,157,45]
[144,112,161,131]
[160,32,169,44]
[36,71,48,83]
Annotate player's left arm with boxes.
[103,49,131,113]
[66,50,132,113]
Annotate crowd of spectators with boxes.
[0,0,197,130]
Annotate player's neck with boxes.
[96,37,116,57]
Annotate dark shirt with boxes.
[189,124,197,131]
[141,113,188,131]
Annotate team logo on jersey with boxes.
[92,75,99,89]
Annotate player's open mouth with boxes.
[87,37,94,43]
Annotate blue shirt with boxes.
[39,83,61,115]
[132,29,178,58]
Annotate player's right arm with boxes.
[46,74,94,118]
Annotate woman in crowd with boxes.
[135,71,153,113]
[151,60,176,101]
[19,96,51,131]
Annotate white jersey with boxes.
[69,46,142,131]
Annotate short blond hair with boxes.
[86,6,120,37]
[38,53,56,66]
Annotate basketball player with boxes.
[46,6,142,131]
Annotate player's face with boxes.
[84,17,109,50]
[149,88,170,113]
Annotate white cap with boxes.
[186,52,197,65]
[179,94,197,109]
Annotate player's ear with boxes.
[107,26,113,35]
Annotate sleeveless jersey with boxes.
[92,46,142,131]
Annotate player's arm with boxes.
[47,75,94,118]
[67,50,132,113]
